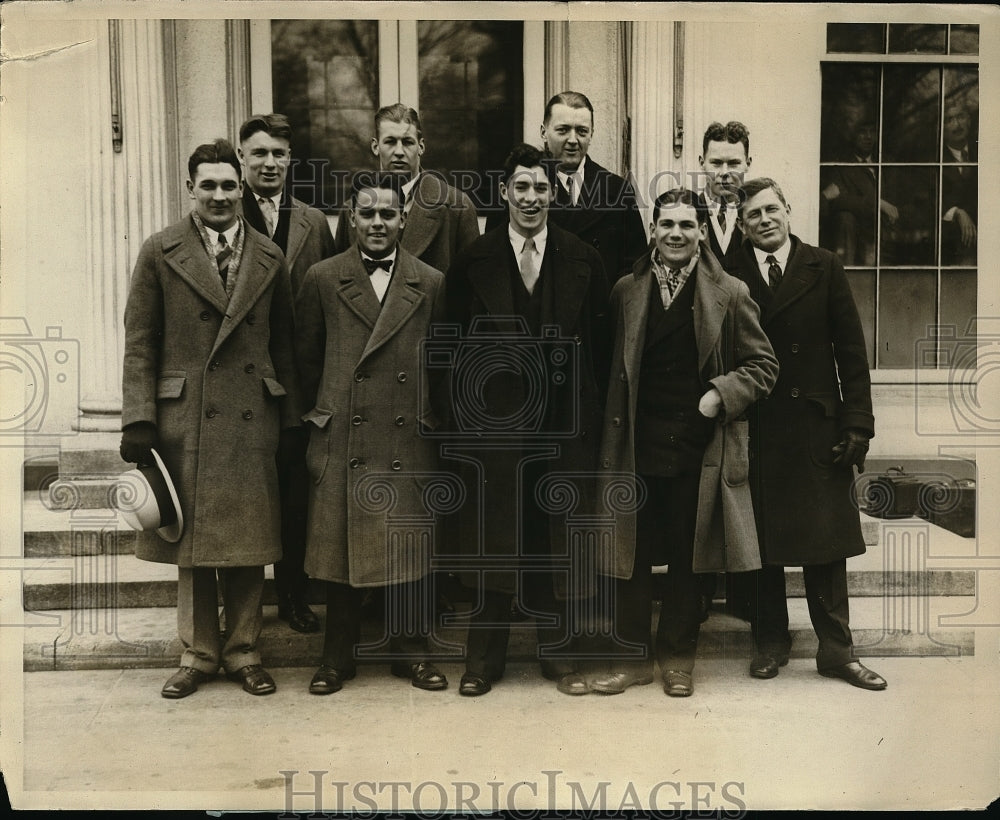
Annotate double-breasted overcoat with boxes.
[294,246,447,587]
[729,236,875,565]
[122,215,301,568]
[597,247,778,579]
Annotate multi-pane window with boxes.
[819,23,978,370]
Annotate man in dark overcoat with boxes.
[731,177,887,690]
[485,91,647,284]
[590,189,777,697]
[334,103,480,275]
[239,112,336,634]
[295,172,449,695]
[120,139,300,698]
[445,143,611,697]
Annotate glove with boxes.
[277,425,309,471]
[120,421,158,464]
[831,428,870,472]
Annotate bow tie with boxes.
[362,257,392,275]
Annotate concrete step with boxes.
[22,596,975,672]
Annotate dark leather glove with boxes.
[832,428,870,472]
[277,425,308,471]
[120,421,158,464]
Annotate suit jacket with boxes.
[486,157,648,283]
[443,223,611,596]
[696,192,745,272]
[334,171,480,274]
[730,236,873,565]
[242,189,336,296]
[122,215,300,568]
[294,246,446,587]
[598,250,778,579]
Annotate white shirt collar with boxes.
[556,156,586,202]
[211,222,240,247]
[508,224,547,258]
[361,246,398,266]
[752,237,791,281]
[402,172,421,200]
[256,191,281,210]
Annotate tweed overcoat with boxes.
[122,215,301,568]
[729,236,875,565]
[443,223,611,597]
[295,246,446,587]
[334,171,480,274]
[242,189,336,296]
[597,247,778,579]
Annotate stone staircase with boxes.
[19,446,979,671]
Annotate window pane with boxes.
[943,67,979,160]
[880,166,937,266]
[882,65,941,163]
[846,270,877,367]
[888,24,947,54]
[940,270,977,367]
[272,20,379,212]
[819,166,879,266]
[949,25,980,55]
[827,23,886,53]
[417,20,523,210]
[820,64,880,162]
[941,166,977,266]
[878,271,936,368]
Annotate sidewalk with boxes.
[8,654,1000,811]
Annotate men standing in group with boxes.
[295,172,449,696]
[121,139,300,698]
[238,113,336,634]
[732,177,887,691]
[486,91,647,284]
[445,143,610,697]
[590,189,777,697]
[697,121,752,271]
[335,103,480,274]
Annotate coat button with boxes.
[790,387,800,398]
[397,372,407,383]
[355,372,366,382]
[351,415,363,426]
[242,409,254,420]
[592,238,601,247]
[246,312,256,325]
[391,459,402,471]
[349,457,360,468]
[613,417,622,427]
[206,408,218,418]
[602,457,611,468]
[209,360,221,371]
[619,372,627,382]
[394,416,405,426]
[199,310,211,321]
[244,363,255,373]
[790,343,800,353]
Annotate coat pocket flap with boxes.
[806,393,839,417]
[302,407,334,428]
[156,376,186,399]
[262,377,287,398]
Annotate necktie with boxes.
[717,203,727,232]
[961,147,969,162]
[259,196,277,237]
[216,233,232,285]
[363,257,392,275]
[520,236,539,294]
[765,254,782,290]
[566,176,576,206]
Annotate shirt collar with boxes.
[508,224,547,256]
[401,172,421,200]
[556,155,586,191]
[752,237,791,269]
[360,246,398,266]
[652,245,700,275]
[211,221,240,246]
[256,191,282,210]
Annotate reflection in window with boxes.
[271,20,379,212]
[819,30,978,369]
[827,23,885,54]
[824,23,978,55]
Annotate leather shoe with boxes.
[161,666,213,699]
[459,673,492,697]
[226,664,277,695]
[391,661,448,691]
[663,670,694,697]
[309,665,355,695]
[590,667,654,695]
[819,661,887,690]
[555,672,590,696]
[749,653,789,679]
[277,595,320,634]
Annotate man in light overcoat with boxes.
[591,188,777,697]
[121,139,301,699]
[731,177,887,690]
[295,172,449,695]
